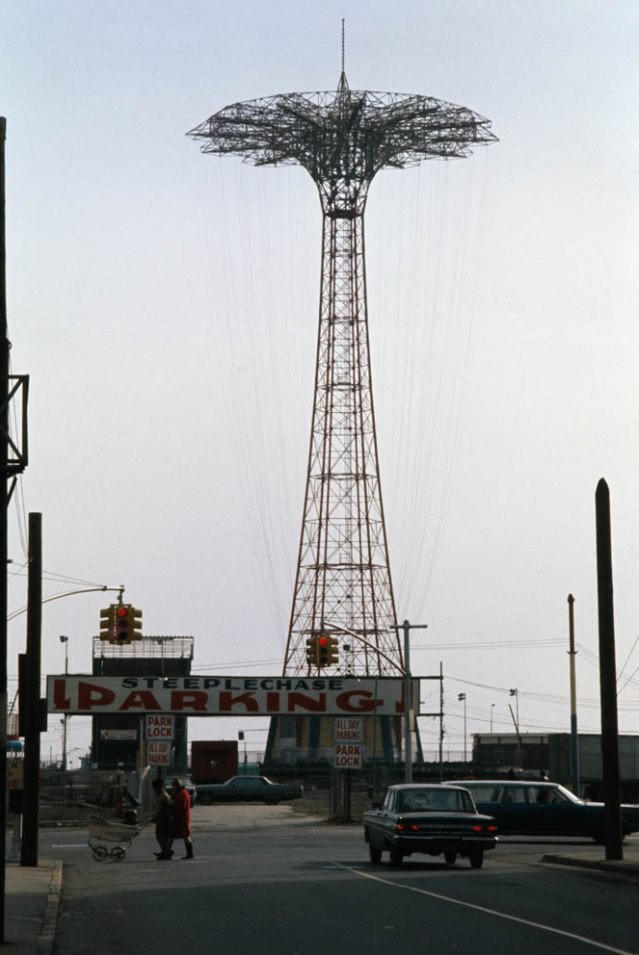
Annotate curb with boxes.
[541,853,639,882]
[37,859,63,955]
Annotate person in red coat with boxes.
[171,778,194,859]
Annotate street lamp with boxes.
[59,636,69,772]
[509,688,520,730]
[490,703,495,733]
[509,688,522,767]
[457,693,467,762]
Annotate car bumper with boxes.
[392,835,497,855]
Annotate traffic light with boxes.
[327,635,339,666]
[317,634,330,667]
[113,604,143,643]
[306,635,319,666]
[129,606,143,640]
[99,605,117,641]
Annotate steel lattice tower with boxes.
[189,64,496,758]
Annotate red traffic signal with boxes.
[317,634,330,667]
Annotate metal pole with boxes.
[458,693,467,762]
[60,636,69,772]
[390,619,427,783]
[567,594,580,795]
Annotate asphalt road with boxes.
[45,805,639,955]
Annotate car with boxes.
[181,776,197,804]
[444,779,639,842]
[363,783,498,869]
[195,775,303,806]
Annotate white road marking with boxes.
[337,864,638,955]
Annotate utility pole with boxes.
[439,662,444,772]
[567,594,580,795]
[0,111,8,945]
[21,512,42,867]
[595,479,623,860]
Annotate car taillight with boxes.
[471,823,497,833]
[395,822,420,832]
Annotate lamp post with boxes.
[509,688,519,729]
[59,636,69,772]
[391,620,428,783]
[458,693,467,762]
[509,688,522,766]
[490,703,495,733]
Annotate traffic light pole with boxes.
[321,618,427,783]
[392,621,428,783]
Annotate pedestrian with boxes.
[151,778,173,860]
[171,777,194,859]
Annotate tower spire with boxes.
[338,18,349,91]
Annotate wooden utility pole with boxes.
[567,594,580,795]
[21,513,43,866]
[0,114,9,942]
[595,478,623,860]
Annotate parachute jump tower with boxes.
[189,46,496,764]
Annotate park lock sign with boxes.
[47,675,419,717]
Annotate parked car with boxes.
[363,784,497,869]
[181,776,197,804]
[444,779,639,841]
[195,775,303,806]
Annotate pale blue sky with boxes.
[2,0,638,763]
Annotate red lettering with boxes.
[170,691,209,712]
[78,682,116,710]
[287,692,326,712]
[52,678,70,710]
[120,691,161,711]
[335,691,380,713]
[218,691,259,712]
[266,691,280,712]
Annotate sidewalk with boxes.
[4,857,62,955]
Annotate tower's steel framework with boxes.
[189,69,496,746]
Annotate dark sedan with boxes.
[363,783,497,868]
[445,779,639,841]
[195,775,303,806]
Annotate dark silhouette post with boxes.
[595,478,622,860]
[20,512,43,866]
[0,112,8,943]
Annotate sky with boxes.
[1,0,638,768]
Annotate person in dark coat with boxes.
[171,778,194,859]
[151,778,173,860]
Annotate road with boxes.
[45,804,639,955]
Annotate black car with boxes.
[195,775,303,805]
[363,783,497,868]
[445,779,639,841]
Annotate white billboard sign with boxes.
[47,675,419,717]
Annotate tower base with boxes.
[264,714,422,768]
